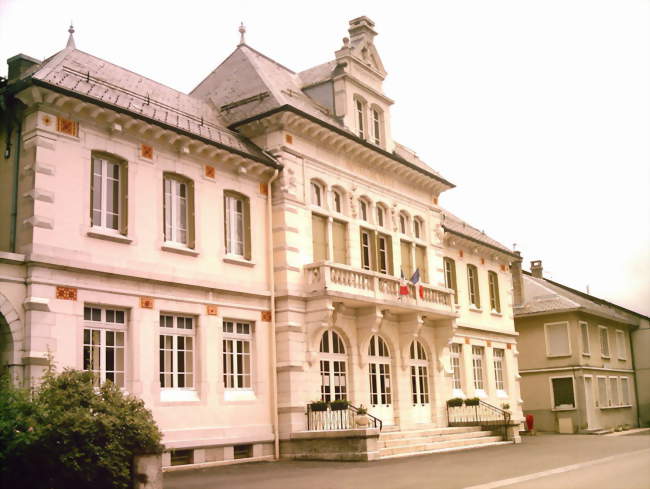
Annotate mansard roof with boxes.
[516,273,648,324]
[9,47,278,168]
[441,209,516,258]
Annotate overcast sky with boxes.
[1,0,648,315]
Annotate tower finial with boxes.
[238,22,246,45]
[66,22,76,49]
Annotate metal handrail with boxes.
[447,399,511,441]
[305,401,383,431]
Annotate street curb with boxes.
[603,427,650,437]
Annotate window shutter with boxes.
[187,180,196,249]
[244,196,251,260]
[120,162,128,236]
[370,231,377,271]
[400,240,411,278]
[547,323,570,356]
[311,214,328,261]
[415,245,426,282]
[332,220,347,264]
[90,157,97,225]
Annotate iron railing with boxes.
[306,402,382,431]
[447,400,511,441]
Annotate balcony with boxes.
[304,262,456,317]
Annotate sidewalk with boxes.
[164,432,650,489]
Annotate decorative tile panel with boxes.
[141,144,153,160]
[501,264,507,272]
[206,305,218,316]
[285,134,293,144]
[204,165,216,179]
[459,250,464,258]
[55,286,77,301]
[259,183,268,195]
[140,297,154,309]
[261,311,272,322]
[56,117,78,137]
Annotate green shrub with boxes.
[447,397,464,407]
[464,397,480,406]
[310,400,328,411]
[330,399,349,411]
[0,368,163,489]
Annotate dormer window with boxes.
[355,98,366,139]
[371,107,382,146]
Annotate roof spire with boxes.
[66,23,76,49]
[238,22,246,46]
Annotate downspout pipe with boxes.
[265,167,280,459]
[9,112,21,253]
[628,326,641,427]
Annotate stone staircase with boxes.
[378,425,510,459]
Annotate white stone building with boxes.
[0,18,523,467]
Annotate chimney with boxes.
[531,260,543,278]
[7,54,41,82]
[511,251,524,307]
[348,16,377,44]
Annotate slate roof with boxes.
[516,272,646,324]
[441,209,516,257]
[19,47,277,166]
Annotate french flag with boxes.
[399,269,409,296]
[410,269,425,299]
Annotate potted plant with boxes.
[355,405,370,428]
[310,400,328,412]
[464,397,480,407]
[447,397,464,408]
[330,399,349,411]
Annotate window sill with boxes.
[224,389,256,402]
[223,255,255,267]
[469,306,482,313]
[87,228,132,244]
[490,311,503,317]
[474,389,487,398]
[160,389,200,402]
[452,389,465,398]
[582,353,591,357]
[546,354,572,358]
[552,406,576,412]
[600,405,632,410]
[161,242,199,257]
[601,355,611,359]
[496,390,509,399]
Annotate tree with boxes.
[0,368,163,489]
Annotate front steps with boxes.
[378,426,509,459]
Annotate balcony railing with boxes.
[305,262,454,314]
[306,402,382,431]
[447,400,511,440]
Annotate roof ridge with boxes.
[239,44,296,75]
[523,274,581,308]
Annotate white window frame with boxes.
[549,375,576,410]
[83,305,127,388]
[413,218,422,239]
[616,329,626,360]
[450,343,463,396]
[319,330,347,402]
[467,264,480,309]
[222,320,254,395]
[493,348,507,397]
[472,345,486,397]
[91,156,124,233]
[225,193,246,258]
[159,314,197,401]
[368,335,392,406]
[164,176,189,246]
[544,321,571,357]
[355,98,366,139]
[599,326,610,358]
[409,340,429,405]
[371,107,382,146]
[399,213,408,235]
[579,321,590,356]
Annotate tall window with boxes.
[356,98,366,138]
[368,335,391,406]
[545,322,570,357]
[83,306,126,388]
[310,181,323,207]
[580,322,590,355]
[376,206,385,227]
[415,245,427,282]
[409,341,429,405]
[620,377,630,405]
[359,199,369,221]
[488,271,501,313]
[472,346,485,392]
[493,348,505,392]
[400,240,412,279]
[360,229,392,274]
[91,154,126,233]
[450,343,463,391]
[377,233,392,274]
[319,330,347,401]
[360,229,374,271]
[413,218,421,239]
[467,264,480,308]
[551,377,575,409]
[164,175,193,246]
[616,330,626,360]
[223,321,252,390]
[224,191,250,259]
[444,257,458,304]
[332,189,343,213]
[332,220,347,264]
[312,214,328,262]
[371,107,382,145]
[597,376,608,407]
[399,213,408,234]
[609,377,619,406]
[599,326,610,358]
[160,314,194,389]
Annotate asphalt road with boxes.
[164,432,650,489]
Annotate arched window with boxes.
[413,217,423,239]
[224,190,251,259]
[355,97,367,139]
[319,331,347,401]
[467,264,480,308]
[164,173,195,248]
[332,188,343,213]
[310,180,324,207]
[370,106,383,146]
[376,204,386,227]
[359,198,369,222]
[399,212,409,235]
[368,335,391,406]
[409,340,429,405]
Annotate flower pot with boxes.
[355,414,370,428]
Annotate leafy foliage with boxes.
[0,369,162,489]
[446,397,464,407]
[464,397,481,406]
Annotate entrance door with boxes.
[583,376,599,430]
[319,330,347,401]
[410,340,431,424]
[368,335,394,425]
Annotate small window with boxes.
[332,189,343,213]
[377,233,392,275]
[224,191,251,259]
[332,220,347,265]
[355,98,366,139]
[616,330,626,360]
[413,218,421,239]
[170,449,193,466]
[467,264,480,308]
[223,320,253,390]
[399,213,407,234]
[551,377,575,409]
[376,206,385,227]
[91,154,127,234]
[580,322,590,356]
[359,199,369,221]
[599,326,610,358]
[234,444,252,460]
[159,314,195,389]
[450,343,463,391]
[371,107,382,146]
[620,377,630,405]
[488,271,501,313]
[310,181,323,207]
[545,322,571,357]
[164,174,194,247]
[444,257,458,304]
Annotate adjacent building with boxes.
[513,260,647,433]
[0,18,524,467]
